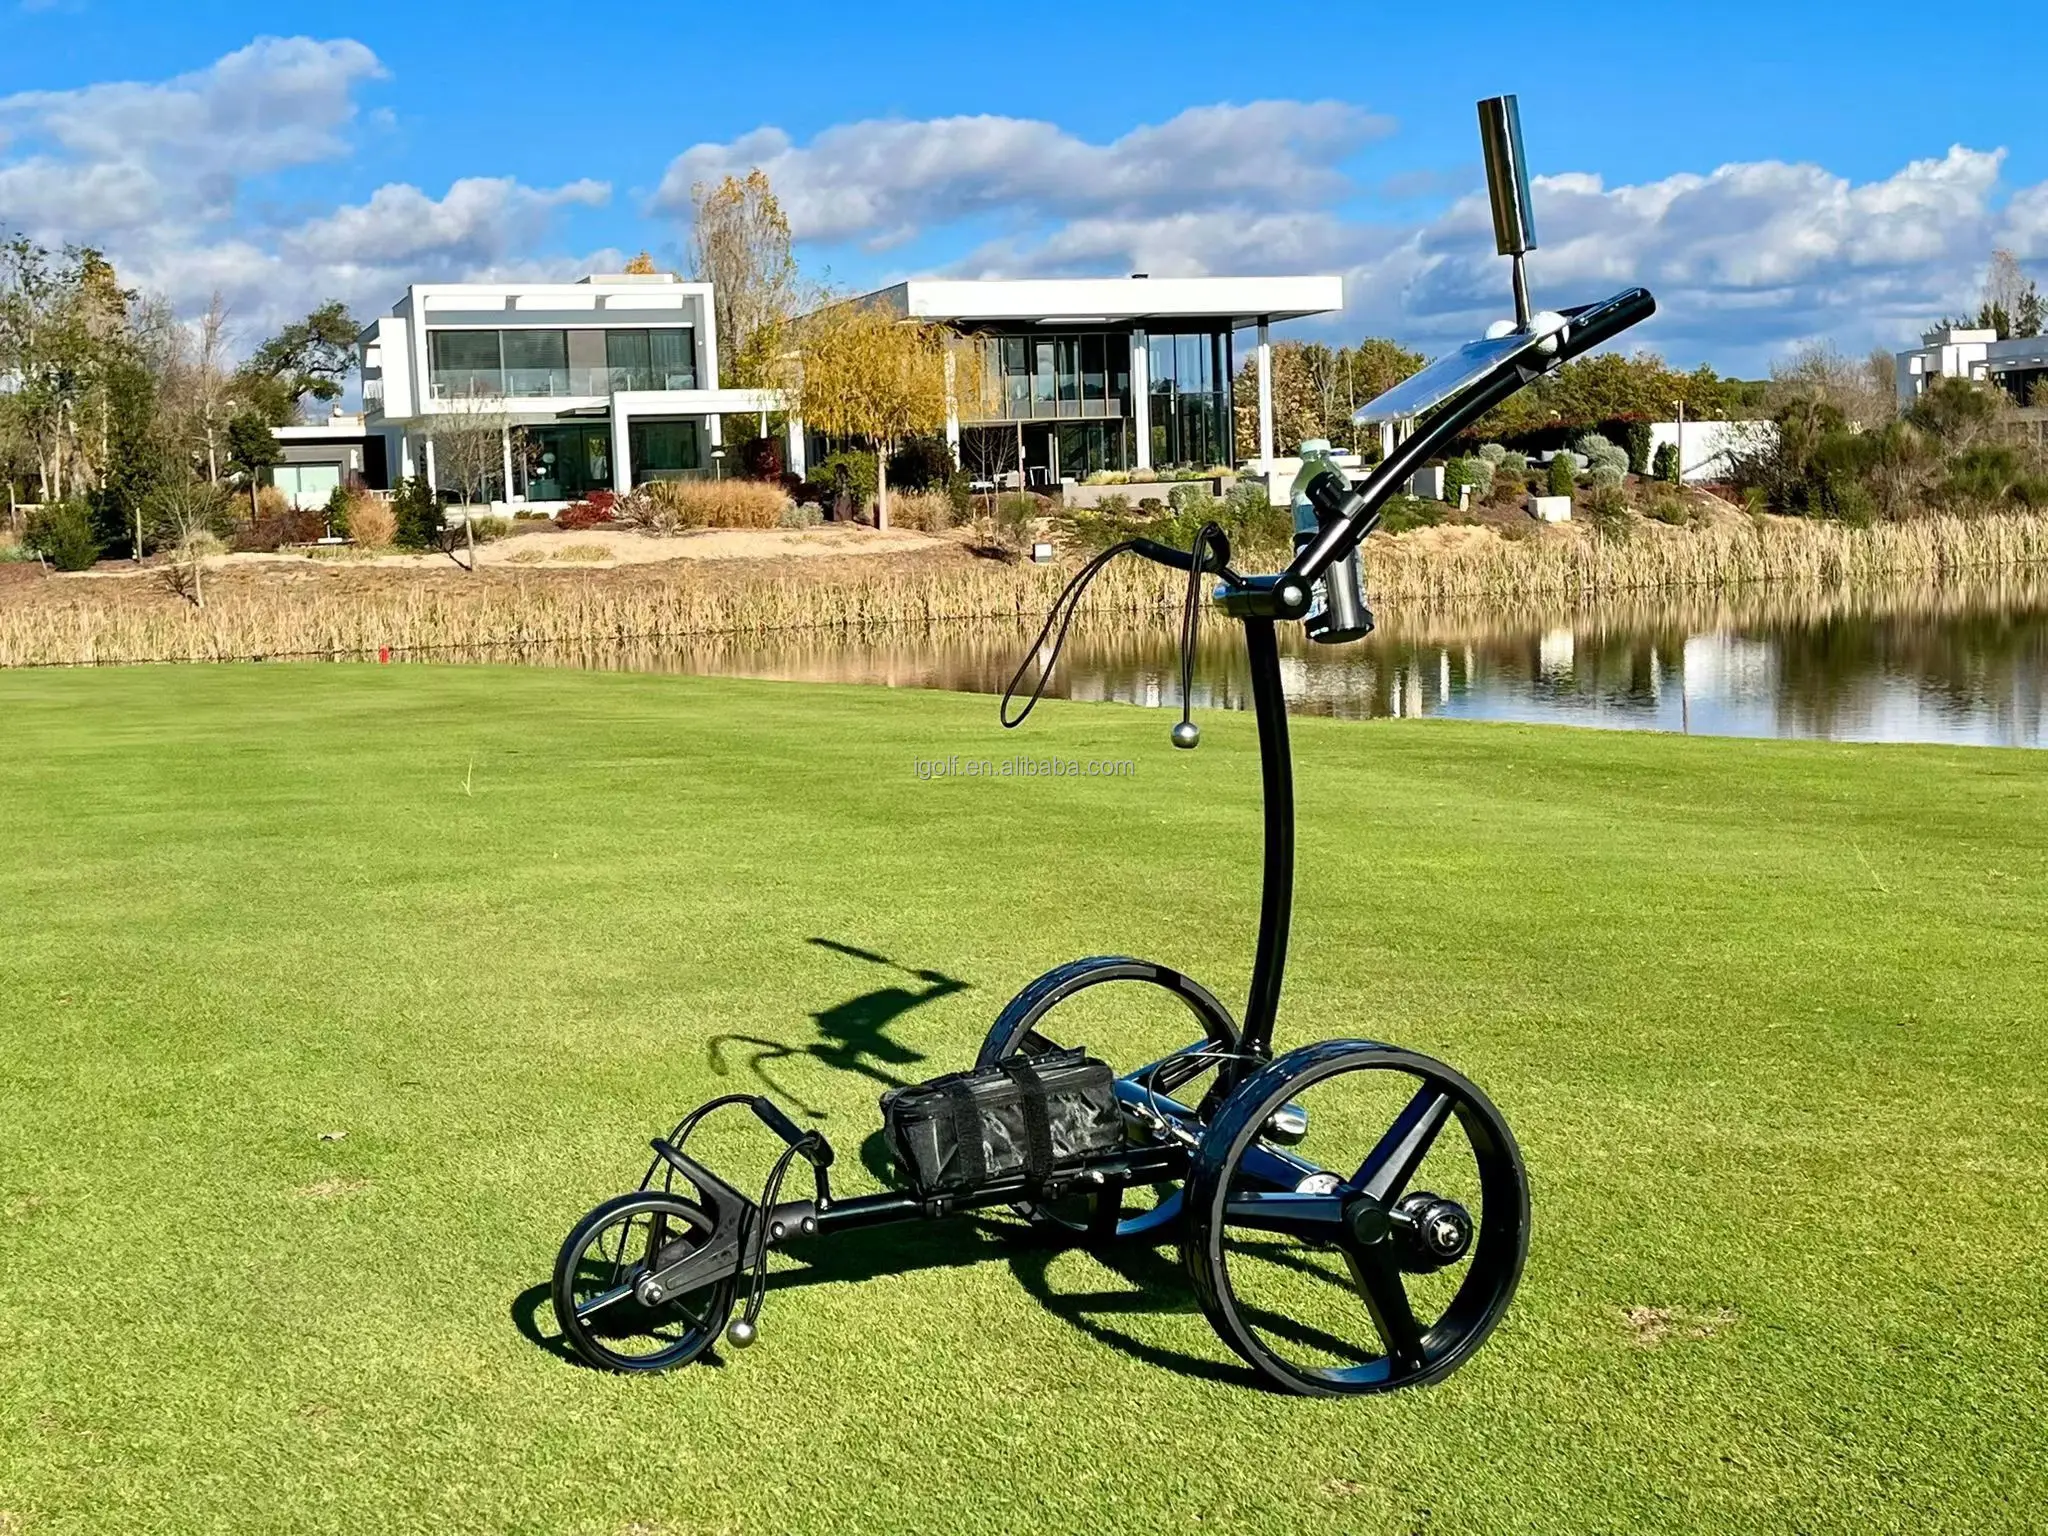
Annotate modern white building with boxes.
[359,273,787,504]
[845,275,1345,487]
[1895,325,2048,408]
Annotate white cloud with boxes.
[284,177,611,269]
[0,38,614,339]
[657,105,2046,367]
[654,102,1389,247]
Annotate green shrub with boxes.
[1623,421,1654,475]
[1645,492,1692,526]
[817,451,878,508]
[391,476,446,550]
[1496,450,1530,481]
[781,501,823,529]
[1653,442,1681,484]
[1445,456,1494,501]
[1580,483,1631,539]
[25,501,101,570]
[991,492,1041,550]
[1587,463,1626,492]
[1576,433,1630,478]
[1477,442,1508,465]
[463,515,512,543]
[1547,453,1577,499]
[1377,494,1445,534]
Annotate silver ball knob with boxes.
[725,1318,757,1349]
[1170,720,1201,750]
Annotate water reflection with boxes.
[457,573,2048,748]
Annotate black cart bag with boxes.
[882,1049,1123,1196]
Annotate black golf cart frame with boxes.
[554,99,1657,1397]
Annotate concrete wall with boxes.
[1647,419,1777,483]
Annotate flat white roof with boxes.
[866,275,1343,327]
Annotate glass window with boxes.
[503,330,567,369]
[630,419,702,481]
[607,330,652,376]
[431,331,501,372]
[1032,340,1056,410]
[1056,337,1079,408]
[648,329,695,388]
[1150,335,1175,392]
[1081,335,1105,403]
[1178,333,1205,393]
[1110,336,1131,410]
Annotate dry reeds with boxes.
[345,498,396,549]
[3,512,2045,669]
[635,478,790,531]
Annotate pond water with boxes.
[472,575,2048,749]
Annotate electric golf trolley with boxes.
[552,97,1657,1397]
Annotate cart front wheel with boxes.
[552,1191,736,1373]
[1183,1039,1529,1396]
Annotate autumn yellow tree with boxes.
[689,170,802,389]
[794,299,965,528]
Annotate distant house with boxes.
[267,413,386,507]
[834,275,1344,490]
[356,273,786,506]
[1895,325,2048,409]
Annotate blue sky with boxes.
[3,0,2044,373]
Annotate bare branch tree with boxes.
[428,388,509,571]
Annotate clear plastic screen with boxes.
[1351,331,1537,424]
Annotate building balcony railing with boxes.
[959,394,1130,426]
[428,365,699,402]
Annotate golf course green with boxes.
[1,662,2042,1534]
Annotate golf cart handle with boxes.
[1130,536,1232,574]
[750,1095,834,1170]
[1226,285,1657,617]
[1293,286,1655,583]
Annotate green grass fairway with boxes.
[2,664,2044,1535]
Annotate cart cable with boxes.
[639,1095,820,1345]
[1000,522,1233,747]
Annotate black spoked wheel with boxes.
[1183,1039,1529,1396]
[551,1191,736,1373]
[979,956,1241,1241]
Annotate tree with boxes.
[794,299,961,529]
[1547,452,1576,499]
[623,251,661,276]
[143,478,231,608]
[689,170,802,390]
[1233,336,1426,460]
[428,388,509,570]
[1973,249,2043,341]
[237,301,358,424]
[225,410,279,521]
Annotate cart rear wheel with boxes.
[552,1191,735,1373]
[979,956,1240,1241]
[1183,1040,1528,1396]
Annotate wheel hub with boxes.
[1393,1190,1473,1272]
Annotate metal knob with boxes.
[1170,720,1201,750]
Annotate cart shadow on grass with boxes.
[704,938,970,1120]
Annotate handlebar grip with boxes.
[750,1096,834,1168]
[1130,536,1231,573]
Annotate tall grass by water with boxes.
[4,511,2047,668]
